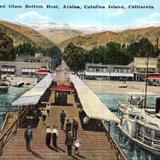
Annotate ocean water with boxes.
[0,87,29,127]
[98,94,160,160]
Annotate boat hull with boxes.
[118,125,160,156]
[0,86,8,94]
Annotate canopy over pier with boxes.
[12,74,53,107]
[69,74,119,123]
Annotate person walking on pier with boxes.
[42,109,47,125]
[65,132,74,156]
[72,119,78,139]
[52,125,58,148]
[60,110,66,130]
[24,126,33,151]
[46,125,52,147]
[66,119,72,135]
[46,103,51,116]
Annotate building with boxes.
[85,57,160,81]
[134,57,160,81]
[0,53,51,77]
[85,63,134,80]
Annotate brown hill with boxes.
[0,20,53,48]
[60,27,160,49]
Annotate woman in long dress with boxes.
[52,125,58,148]
[46,125,51,147]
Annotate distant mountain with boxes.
[29,22,84,44]
[0,20,53,48]
[60,27,160,49]
[38,28,84,44]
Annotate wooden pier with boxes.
[0,62,126,160]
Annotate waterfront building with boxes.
[0,53,51,77]
[85,57,160,81]
[134,57,160,81]
[85,63,134,80]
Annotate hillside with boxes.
[0,20,53,48]
[38,28,84,44]
[60,27,160,49]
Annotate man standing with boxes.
[65,132,73,156]
[60,110,66,130]
[72,119,78,139]
[65,119,72,135]
[24,126,33,151]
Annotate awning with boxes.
[50,84,75,92]
[34,69,51,74]
[12,74,53,106]
[22,68,37,73]
[70,74,119,123]
[1,67,15,72]
[85,71,110,76]
[85,71,133,77]
[12,96,41,106]
[110,72,134,77]
[146,75,160,79]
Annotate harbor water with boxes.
[0,87,29,127]
[98,94,160,160]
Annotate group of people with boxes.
[60,110,80,156]
[46,125,58,148]
[24,109,80,156]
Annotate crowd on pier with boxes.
[24,108,80,156]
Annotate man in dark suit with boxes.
[65,132,74,156]
[72,119,78,139]
[24,126,33,151]
[60,110,66,130]
[65,119,72,135]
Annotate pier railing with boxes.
[102,121,127,160]
[0,107,27,156]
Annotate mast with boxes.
[157,37,159,57]
[144,54,149,108]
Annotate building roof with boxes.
[70,74,119,123]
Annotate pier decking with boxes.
[1,94,117,160]
[0,62,126,160]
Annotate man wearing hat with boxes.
[24,126,33,150]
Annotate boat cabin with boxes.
[136,120,160,149]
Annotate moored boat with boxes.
[0,82,8,94]
[118,97,160,156]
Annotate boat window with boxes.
[128,114,136,119]
[155,130,160,140]
[138,126,144,136]
[145,127,152,138]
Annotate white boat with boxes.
[118,97,160,156]
[15,81,24,87]
[118,98,160,155]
